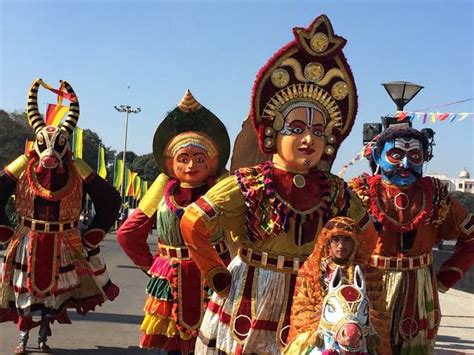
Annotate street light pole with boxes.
[114,105,141,211]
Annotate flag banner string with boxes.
[395,111,473,123]
[338,143,372,178]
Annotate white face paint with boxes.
[280,106,319,136]
[394,138,422,152]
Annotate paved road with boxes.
[1,233,473,354]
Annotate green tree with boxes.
[116,151,137,167]
[0,110,34,167]
[132,153,159,182]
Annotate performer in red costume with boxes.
[349,124,474,354]
[180,15,378,354]
[0,79,120,354]
[117,90,231,354]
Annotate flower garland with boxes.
[236,161,333,242]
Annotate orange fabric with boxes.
[180,204,224,276]
[289,217,390,354]
[144,295,174,317]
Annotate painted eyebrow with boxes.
[288,119,307,126]
[193,152,206,156]
[177,153,190,157]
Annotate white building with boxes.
[428,168,474,194]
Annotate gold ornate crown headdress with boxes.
[250,15,358,170]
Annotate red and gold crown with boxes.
[250,15,358,171]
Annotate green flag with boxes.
[134,175,142,200]
[113,158,124,190]
[141,180,148,198]
[72,127,83,159]
[97,144,107,179]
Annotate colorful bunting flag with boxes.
[395,111,473,124]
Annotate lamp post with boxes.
[114,105,141,209]
[363,81,425,143]
[382,81,424,111]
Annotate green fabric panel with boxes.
[146,276,173,301]
[425,300,435,312]
[156,200,224,246]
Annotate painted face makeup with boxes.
[329,235,355,262]
[171,145,217,186]
[375,137,424,186]
[273,106,326,172]
[34,126,70,169]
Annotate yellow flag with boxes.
[97,145,107,179]
[72,127,83,159]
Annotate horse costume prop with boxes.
[310,266,372,355]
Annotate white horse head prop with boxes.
[310,265,373,354]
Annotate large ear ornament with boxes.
[329,266,343,291]
[353,265,366,292]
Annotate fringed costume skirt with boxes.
[140,255,206,353]
[195,255,297,354]
[384,265,440,355]
[0,226,118,331]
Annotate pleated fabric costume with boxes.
[0,79,120,337]
[180,16,379,354]
[117,90,231,353]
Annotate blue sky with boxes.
[1,0,472,179]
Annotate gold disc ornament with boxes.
[293,174,306,188]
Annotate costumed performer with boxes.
[180,15,379,354]
[349,124,474,354]
[0,79,121,354]
[285,216,391,354]
[116,90,231,353]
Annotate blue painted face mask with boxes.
[373,138,424,186]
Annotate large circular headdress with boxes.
[27,78,79,136]
[251,15,358,171]
[152,90,230,174]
